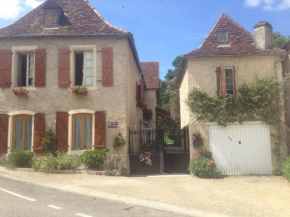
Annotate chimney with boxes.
[254,21,273,50]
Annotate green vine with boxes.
[186,76,290,158]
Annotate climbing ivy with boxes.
[186,76,289,126]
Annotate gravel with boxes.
[1,168,290,217]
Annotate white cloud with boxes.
[0,0,44,20]
[245,0,290,11]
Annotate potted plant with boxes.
[69,85,88,97]
[10,87,29,98]
[113,132,126,150]
[42,130,57,156]
[193,130,203,147]
[139,151,152,166]
[136,100,147,111]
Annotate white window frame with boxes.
[68,109,95,154]
[12,46,38,91]
[7,110,36,155]
[69,45,97,90]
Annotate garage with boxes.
[209,122,272,175]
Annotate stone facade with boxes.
[0,36,141,170]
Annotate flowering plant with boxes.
[10,87,29,98]
[69,85,88,97]
[193,130,202,139]
[137,100,147,111]
[188,149,220,178]
[139,151,152,166]
[42,131,57,156]
[113,133,126,150]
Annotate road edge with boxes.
[0,171,228,217]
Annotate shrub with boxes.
[104,155,122,175]
[80,149,107,170]
[188,150,220,178]
[8,150,34,168]
[32,154,81,173]
[282,158,290,181]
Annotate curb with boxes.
[0,171,228,217]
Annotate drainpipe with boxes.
[274,53,287,163]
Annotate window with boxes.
[12,115,33,150]
[44,9,60,27]
[72,114,93,150]
[75,51,93,86]
[217,31,229,44]
[225,69,234,95]
[17,53,35,87]
[216,67,237,97]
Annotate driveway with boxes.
[0,167,289,217]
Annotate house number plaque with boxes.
[108,122,118,128]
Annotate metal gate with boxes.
[129,128,190,175]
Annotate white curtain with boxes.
[15,118,22,149]
[25,118,32,150]
[74,117,82,149]
[84,116,92,148]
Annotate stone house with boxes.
[0,0,158,172]
[178,13,287,175]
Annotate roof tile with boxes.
[140,62,159,89]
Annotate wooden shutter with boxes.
[94,111,106,149]
[136,82,138,102]
[35,49,46,87]
[140,79,144,101]
[33,113,45,153]
[0,50,12,88]
[58,49,71,88]
[0,114,9,154]
[232,66,237,97]
[56,112,69,152]
[102,47,113,86]
[216,67,226,97]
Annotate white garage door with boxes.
[209,123,272,175]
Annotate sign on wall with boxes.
[108,122,118,128]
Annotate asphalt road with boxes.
[0,176,188,217]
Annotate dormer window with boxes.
[217,31,229,44]
[42,0,64,28]
[44,9,60,27]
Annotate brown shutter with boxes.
[35,49,46,87]
[56,112,69,152]
[33,113,45,153]
[0,114,9,154]
[232,66,237,97]
[0,50,12,88]
[102,47,113,86]
[94,111,106,149]
[58,49,71,88]
[136,82,138,102]
[216,67,226,97]
[140,79,144,101]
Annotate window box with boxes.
[69,85,88,97]
[10,87,29,98]
[193,138,203,147]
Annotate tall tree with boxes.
[273,31,290,48]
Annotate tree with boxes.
[158,56,182,125]
[273,31,290,48]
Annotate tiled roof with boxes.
[184,13,285,57]
[0,0,128,37]
[140,62,160,89]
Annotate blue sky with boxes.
[0,0,289,79]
